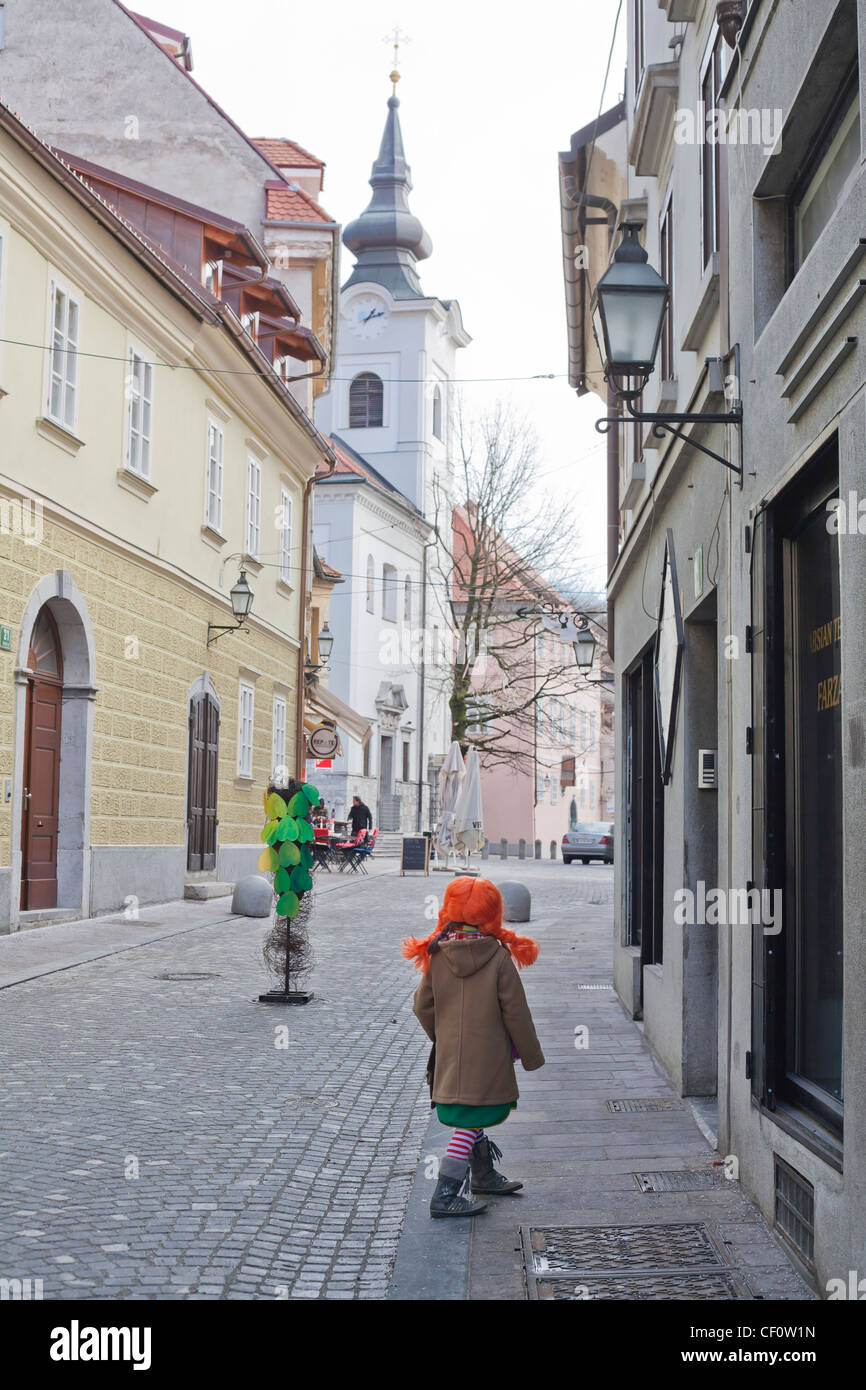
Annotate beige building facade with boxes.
[0,103,333,931]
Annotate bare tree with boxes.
[429,401,600,768]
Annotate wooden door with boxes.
[187,692,219,871]
[21,609,63,910]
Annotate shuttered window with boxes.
[237,681,255,779]
[246,457,261,559]
[349,373,384,428]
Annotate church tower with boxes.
[315,72,470,518]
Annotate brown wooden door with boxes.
[187,693,219,871]
[22,609,63,910]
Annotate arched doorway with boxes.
[13,571,97,930]
[21,608,64,909]
[187,680,220,872]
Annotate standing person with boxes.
[347,794,372,838]
[402,877,544,1219]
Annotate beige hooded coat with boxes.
[412,936,545,1106]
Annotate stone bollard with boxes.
[518,838,526,860]
[500,838,508,860]
[500,880,531,922]
[549,840,557,861]
[535,840,542,860]
[231,875,274,917]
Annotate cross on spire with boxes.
[383,25,411,93]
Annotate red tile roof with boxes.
[265,181,335,225]
[253,137,324,171]
[316,439,421,515]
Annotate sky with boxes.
[159,0,626,590]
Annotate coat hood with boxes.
[437,937,501,978]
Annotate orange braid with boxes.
[401,876,539,973]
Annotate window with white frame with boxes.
[272,694,287,777]
[246,457,262,559]
[382,563,398,622]
[403,576,412,624]
[206,422,224,533]
[551,776,558,805]
[432,385,444,441]
[366,555,375,614]
[279,489,293,585]
[589,712,596,749]
[570,706,576,745]
[237,681,255,778]
[47,280,80,432]
[126,348,153,478]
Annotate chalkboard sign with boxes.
[400,835,431,876]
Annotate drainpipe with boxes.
[416,537,436,831]
[296,456,336,778]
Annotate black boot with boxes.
[470,1135,523,1194]
[430,1157,488,1218]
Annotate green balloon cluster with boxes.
[258,783,319,917]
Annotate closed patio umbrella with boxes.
[452,745,484,856]
[434,740,465,860]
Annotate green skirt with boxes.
[436,1102,517,1128]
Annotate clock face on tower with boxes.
[345,293,390,339]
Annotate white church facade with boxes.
[312,84,469,831]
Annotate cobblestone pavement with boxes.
[0,864,448,1301]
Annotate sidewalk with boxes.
[390,861,815,1302]
[0,859,398,990]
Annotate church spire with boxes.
[342,68,432,299]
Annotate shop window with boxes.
[625,648,664,969]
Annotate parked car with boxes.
[562,823,614,864]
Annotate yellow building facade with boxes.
[0,106,333,931]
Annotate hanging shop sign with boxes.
[307,722,340,758]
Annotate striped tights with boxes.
[445,1128,484,1162]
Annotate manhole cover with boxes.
[520,1224,752,1301]
[154,972,222,982]
[634,1170,723,1193]
[607,1097,684,1113]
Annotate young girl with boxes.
[402,876,545,1218]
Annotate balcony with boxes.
[628,61,680,178]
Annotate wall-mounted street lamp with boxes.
[207,567,254,647]
[516,604,613,687]
[591,222,743,482]
[305,621,334,680]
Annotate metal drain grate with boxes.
[607,1097,684,1113]
[634,1170,724,1192]
[534,1272,745,1300]
[521,1223,752,1301]
[575,983,615,990]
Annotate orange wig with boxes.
[402,876,539,973]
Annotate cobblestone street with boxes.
[0,867,437,1300]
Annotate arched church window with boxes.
[432,385,444,441]
[349,373,384,429]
